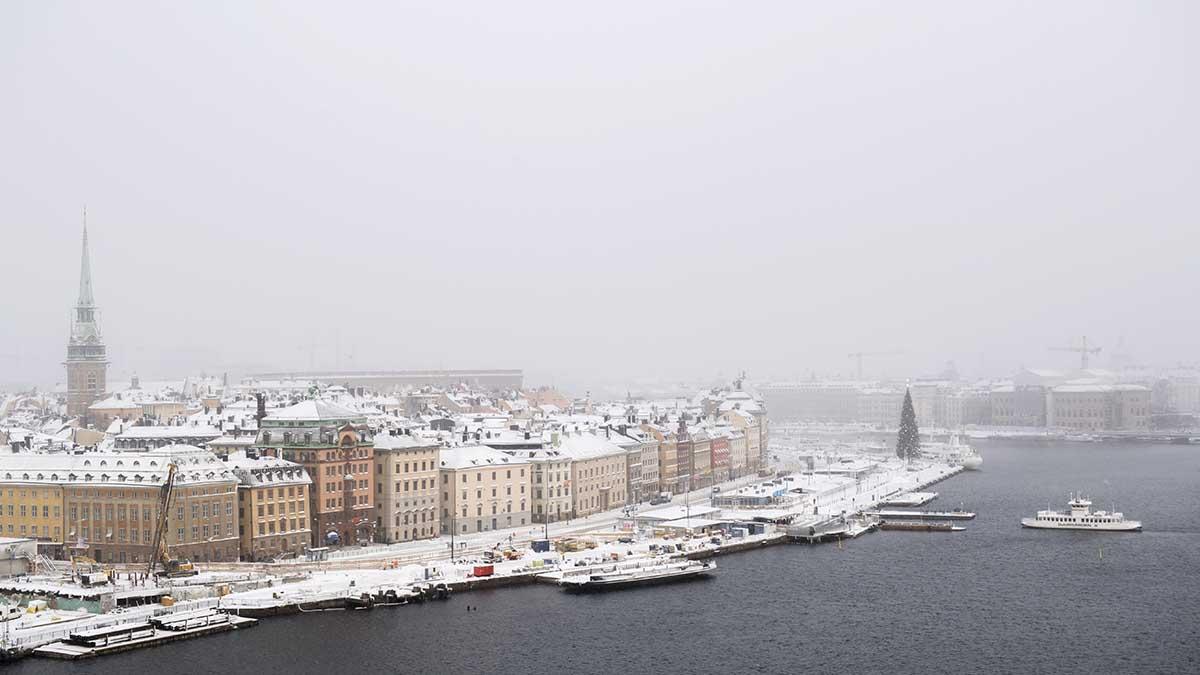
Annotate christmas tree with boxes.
[896,387,920,461]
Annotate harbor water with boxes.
[9,440,1200,674]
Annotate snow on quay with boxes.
[1,455,964,659]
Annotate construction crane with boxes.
[146,462,197,579]
[1050,336,1102,370]
[847,351,903,379]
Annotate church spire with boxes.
[77,207,95,307]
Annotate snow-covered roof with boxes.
[0,445,236,487]
[439,445,528,471]
[553,433,627,460]
[264,399,363,423]
[374,432,441,451]
[87,397,142,410]
[224,451,311,487]
[116,425,223,440]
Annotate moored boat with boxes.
[558,560,715,592]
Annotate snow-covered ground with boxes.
[1,454,964,654]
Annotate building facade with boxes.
[259,400,376,547]
[439,446,531,535]
[230,455,311,561]
[374,431,441,544]
[9,447,243,564]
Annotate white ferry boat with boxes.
[920,435,983,470]
[1021,495,1141,532]
[559,560,715,592]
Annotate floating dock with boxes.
[866,509,975,520]
[882,491,938,507]
[32,610,257,660]
[879,521,964,532]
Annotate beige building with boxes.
[229,453,311,561]
[504,448,572,524]
[556,433,627,517]
[1048,384,1151,431]
[439,446,531,535]
[374,430,441,543]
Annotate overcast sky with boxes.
[2,1,1197,392]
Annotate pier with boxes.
[30,610,257,660]
[865,509,975,520]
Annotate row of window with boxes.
[2,505,59,518]
[322,495,369,509]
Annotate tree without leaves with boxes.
[896,388,920,461]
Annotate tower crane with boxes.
[146,462,197,579]
[847,351,903,380]
[1050,336,1102,370]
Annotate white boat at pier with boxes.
[558,559,715,592]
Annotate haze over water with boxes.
[10,440,1198,675]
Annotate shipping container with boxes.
[531,539,551,553]
[472,564,494,577]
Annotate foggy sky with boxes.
[2,1,1198,392]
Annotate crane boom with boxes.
[1049,335,1102,369]
[147,463,177,577]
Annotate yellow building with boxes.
[0,483,64,545]
[229,454,311,561]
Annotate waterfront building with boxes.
[0,482,64,553]
[557,432,627,517]
[227,453,311,561]
[438,446,530,535]
[611,430,641,506]
[642,423,678,495]
[709,430,731,484]
[373,430,441,543]
[65,225,109,425]
[690,425,712,489]
[1047,384,1151,431]
[502,447,571,523]
[258,400,376,547]
[1,446,241,564]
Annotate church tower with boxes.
[65,217,108,423]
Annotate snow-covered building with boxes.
[438,446,530,535]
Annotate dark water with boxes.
[10,441,1200,674]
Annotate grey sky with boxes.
[2,1,1197,392]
